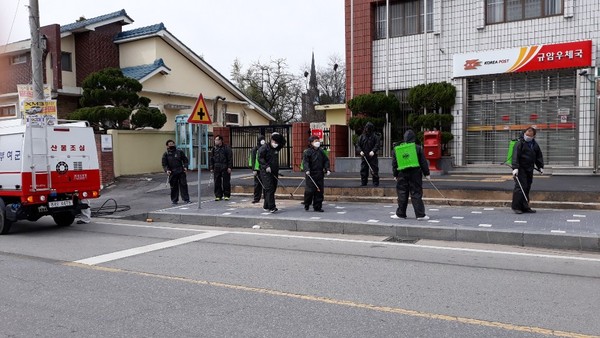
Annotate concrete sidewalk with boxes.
[94,170,600,252]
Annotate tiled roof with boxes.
[60,9,132,33]
[121,59,170,81]
[114,23,166,41]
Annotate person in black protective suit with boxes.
[356,122,380,186]
[210,135,233,201]
[302,135,331,212]
[511,127,544,214]
[162,139,190,205]
[249,135,266,203]
[258,132,286,213]
[392,130,431,220]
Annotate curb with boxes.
[123,212,600,252]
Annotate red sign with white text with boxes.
[453,40,593,78]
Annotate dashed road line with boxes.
[567,220,581,223]
[478,224,492,228]
[367,219,380,223]
[551,230,566,234]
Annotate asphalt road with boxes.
[1,218,599,337]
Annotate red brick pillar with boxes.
[329,125,349,172]
[213,126,231,145]
[292,122,310,172]
[95,134,115,187]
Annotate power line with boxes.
[2,0,23,53]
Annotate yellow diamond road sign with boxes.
[187,94,212,124]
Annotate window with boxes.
[61,52,72,72]
[224,112,240,126]
[0,105,17,118]
[485,0,562,24]
[10,54,27,65]
[375,0,433,39]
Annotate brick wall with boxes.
[0,54,31,94]
[95,134,115,187]
[213,126,231,146]
[292,122,310,172]
[329,124,349,172]
[75,23,122,86]
[345,0,375,121]
[40,24,62,91]
[57,95,80,119]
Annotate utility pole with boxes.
[29,0,44,100]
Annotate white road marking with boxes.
[367,219,380,223]
[514,220,527,224]
[384,205,393,208]
[261,212,271,215]
[227,208,236,211]
[573,214,586,218]
[452,216,464,219]
[241,199,249,202]
[95,221,600,263]
[222,212,232,216]
[478,224,492,228]
[390,215,399,219]
[335,206,345,209]
[471,211,483,214]
[337,211,347,215]
[429,208,439,212]
[180,207,190,210]
[310,217,321,220]
[428,220,440,223]
[484,208,494,211]
[551,230,566,234]
[567,219,581,223]
[74,231,226,265]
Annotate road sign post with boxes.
[187,94,212,209]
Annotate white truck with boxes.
[0,118,101,234]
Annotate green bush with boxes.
[130,107,167,129]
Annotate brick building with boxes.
[346,0,600,172]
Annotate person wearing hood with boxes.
[249,135,266,203]
[162,139,191,206]
[392,130,431,220]
[356,122,380,186]
[258,132,286,213]
[210,135,233,201]
[511,127,544,214]
[302,135,331,212]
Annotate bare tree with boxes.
[316,54,346,104]
[231,58,303,124]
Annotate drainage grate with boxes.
[383,236,419,244]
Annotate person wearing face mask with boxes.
[258,132,286,213]
[210,135,233,201]
[162,139,190,206]
[511,127,544,214]
[302,136,330,212]
[392,130,431,220]
[356,122,380,186]
[249,135,266,203]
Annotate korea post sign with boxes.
[453,40,593,78]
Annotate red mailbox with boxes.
[423,130,442,171]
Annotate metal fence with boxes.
[229,125,292,169]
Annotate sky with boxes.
[0,0,345,77]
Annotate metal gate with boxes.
[229,125,292,169]
[465,69,578,165]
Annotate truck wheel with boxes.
[0,199,12,235]
[52,212,75,227]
